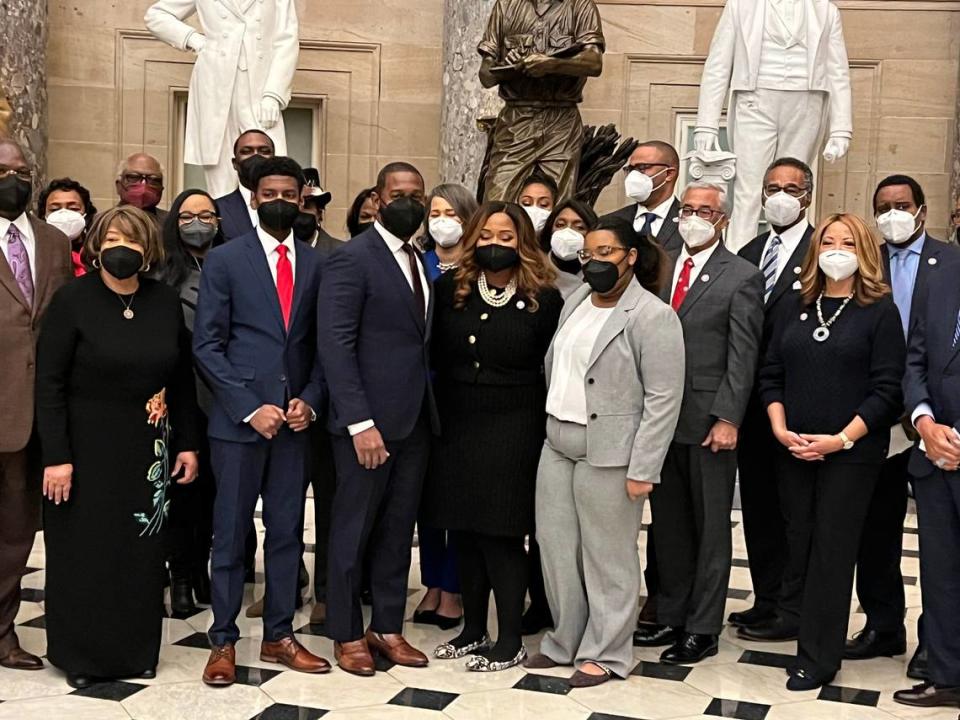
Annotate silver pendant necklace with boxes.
[813,291,853,342]
[116,293,136,320]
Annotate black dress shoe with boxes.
[633,624,682,647]
[66,673,97,689]
[192,565,211,605]
[170,574,197,616]
[907,645,929,681]
[660,633,719,664]
[893,681,960,707]
[786,668,834,691]
[243,565,256,584]
[844,627,906,660]
[360,588,373,606]
[737,617,798,642]
[298,559,310,590]
[728,606,776,628]
[521,608,554,636]
[139,668,156,679]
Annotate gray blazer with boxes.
[659,244,764,444]
[545,278,685,483]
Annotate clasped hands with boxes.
[916,416,960,472]
[503,49,553,78]
[774,428,843,461]
[250,398,314,439]
[43,452,199,505]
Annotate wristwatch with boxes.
[838,431,854,450]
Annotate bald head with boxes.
[117,152,164,181]
[0,139,28,169]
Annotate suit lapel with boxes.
[943,279,960,369]
[369,230,425,334]
[767,226,812,309]
[678,246,730,318]
[286,240,311,334]
[243,234,286,334]
[912,235,942,330]
[587,280,642,369]
[654,199,683,252]
[0,218,33,312]
[29,218,55,320]
[659,247,681,304]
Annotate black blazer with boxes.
[216,188,255,243]
[602,197,683,253]
[881,233,960,336]
[317,225,440,441]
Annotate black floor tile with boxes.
[250,704,327,719]
[588,713,650,720]
[738,650,795,670]
[902,548,919,558]
[389,687,459,711]
[235,665,283,687]
[21,566,40,576]
[704,697,770,719]
[818,685,880,707]
[19,614,45,629]
[374,654,395,672]
[630,660,692,682]
[173,631,212,650]
[20,587,44,603]
[71,680,145,702]
[731,558,751,568]
[727,588,753,600]
[514,672,571,695]
[303,543,316,553]
[903,575,918,586]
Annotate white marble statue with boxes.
[145,0,299,198]
[694,0,852,250]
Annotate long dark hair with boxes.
[159,189,224,288]
[347,187,376,237]
[538,198,599,253]
[592,216,667,294]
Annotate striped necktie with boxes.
[952,309,960,348]
[760,235,782,302]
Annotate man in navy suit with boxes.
[319,162,439,676]
[194,156,330,686]
[215,129,275,243]
[894,252,960,709]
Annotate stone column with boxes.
[0,0,47,180]
[438,0,503,192]
[953,52,960,218]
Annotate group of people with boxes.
[0,128,959,711]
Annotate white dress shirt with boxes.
[759,219,807,284]
[546,299,614,425]
[347,221,432,437]
[239,185,259,230]
[0,213,37,284]
[633,195,677,237]
[671,240,720,295]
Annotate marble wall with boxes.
[45,0,960,237]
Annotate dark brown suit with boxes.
[0,215,71,658]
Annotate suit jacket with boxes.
[317,225,439,441]
[881,233,960,336]
[659,244,764,443]
[193,230,324,443]
[696,0,852,138]
[902,252,960,478]
[545,278,685,483]
[216,188,255,243]
[602,197,683,253]
[312,228,343,256]
[0,216,72,452]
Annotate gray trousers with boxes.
[650,442,736,635]
[536,417,643,678]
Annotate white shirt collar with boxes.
[768,218,808,254]
[0,212,34,242]
[239,185,252,204]
[256,224,295,256]
[375,220,409,253]
[635,195,677,221]
[679,239,720,272]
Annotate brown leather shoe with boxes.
[202,644,236,686]
[365,631,428,668]
[245,596,264,619]
[309,601,326,626]
[260,636,330,673]
[335,639,376,676]
[0,647,43,670]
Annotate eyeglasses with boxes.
[178,211,219,224]
[121,172,163,187]
[0,166,33,182]
[622,162,672,175]
[679,205,723,220]
[577,245,628,263]
[763,184,808,198]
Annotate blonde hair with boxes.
[84,206,164,267]
[799,213,889,307]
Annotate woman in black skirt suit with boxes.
[37,206,200,688]
[422,201,562,671]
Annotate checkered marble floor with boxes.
[1,502,955,720]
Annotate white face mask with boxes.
[763,190,805,228]
[624,168,668,204]
[428,216,463,248]
[523,205,552,233]
[550,227,585,261]
[678,215,719,249]
[46,208,87,241]
[818,249,860,281]
[876,207,922,244]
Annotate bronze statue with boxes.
[478,0,604,204]
[0,91,11,138]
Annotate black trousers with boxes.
[457,531,526,655]
[777,455,879,678]
[913,467,960,686]
[736,403,787,612]
[325,415,431,642]
[167,427,214,581]
[306,425,337,603]
[854,448,908,632]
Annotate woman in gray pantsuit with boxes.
[526,217,684,687]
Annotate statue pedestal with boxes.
[682,149,737,197]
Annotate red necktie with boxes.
[276,244,293,328]
[670,257,695,311]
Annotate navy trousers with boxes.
[208,429,308,646]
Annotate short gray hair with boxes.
[115,152,166,180]
[765,157,814,194]
[681,180,730,214]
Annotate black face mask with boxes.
[257,199,300,234]
[552,253,582,276]
[292,212,318,242]
[582,259,624,294]
[0,175,32,217]
[475,244,520,273]
[100,246,144,280]
[351,221,373,238]
[379,195,426,239]
[236,155,265,191]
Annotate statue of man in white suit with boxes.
[694,0,852,250]
[145,0,299,198]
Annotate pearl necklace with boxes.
[437,261,458,273]
[477,271,517,308]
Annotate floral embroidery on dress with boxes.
[134,389,171,536]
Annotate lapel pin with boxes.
[800,312,808,321]
[701,274,710,282]
[516,300,525,310]
[792,280,802,290]
[929,257,938,266]
[793,266,801,275]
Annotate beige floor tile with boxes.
[0,695,131,720]
[685,662,819,705]
[766,699,901,719]
[571,676,713,719]
[445,688,591,720]
[122,680,272,720]
[0,664,72,702]
[322,706,447,719]
[260,666,405,710]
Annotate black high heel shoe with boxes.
[66,673,96,689]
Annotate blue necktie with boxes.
[952,309,960,348]
[889,249,912,338]
[638,212,658,238]
[760,235,781,302]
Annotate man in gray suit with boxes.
[634,181,764,663]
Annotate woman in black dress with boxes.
[423,201,562,671]
[37,206,200,688]
[759,213,905,690]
